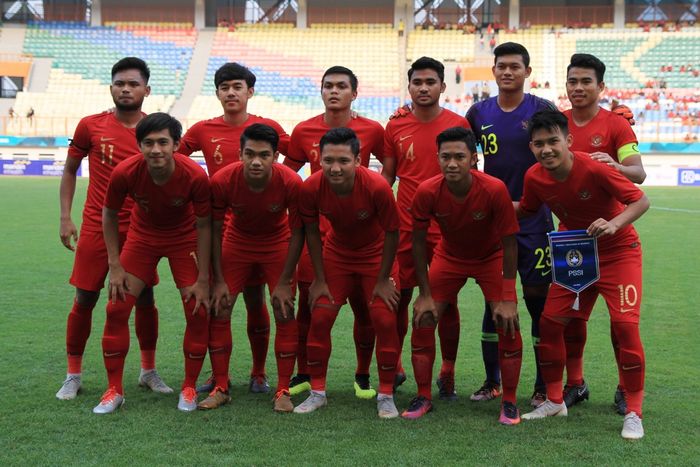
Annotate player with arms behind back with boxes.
[56,57,170,400]
[561,53,647,412]
[94,113,212,414]
[402,127,523,425]
[382,57,471,398]
[284,65,384,399]
[518,109,649,440]
[466,42,555,405]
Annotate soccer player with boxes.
[382,57,471,398]
[402,127,522,425]
[293,127,401,419]
[203,124,304,412]
[519,109,649,440]
[562,53,647,412]
[93,113,211,414]
[283,66,385,399]
[56,57,170,400]
[180,62,290,394]
[466,42,556,405]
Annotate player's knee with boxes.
[242,285,264,309]
[106,300,132,325]
[75,288,99,308]
[135,287,155,307]
[497,330,522,353]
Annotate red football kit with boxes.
[209,161,302,392]
[180,115,290,177]
[564,108,638,163]
[520,151,646,415]
[410,171,522,403]
[299,166,401,395]
[101,153,211,394]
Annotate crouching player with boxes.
[403,127,523,424]
[294,127,402,418]
[94,113,212,414]
[204,124,304,412]
[518,110,649,439]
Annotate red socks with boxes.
[66,299,95,374]
[246,302,270,377]
[102,294,137,394]
[612,321,645,416]
[538,315,567,404]
[182,298,209,389]
[564,319,587,386]
[295,282,311,375]
[369,302,399,395]
[306,303,338,391]
[411,326,436,399]
[134,304,158,371]
[497,328,523,405]
[274,320,298,391]
[349,292,375,375]
[438,303,460,372]
[208,318,232,391]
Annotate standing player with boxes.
[94,113,211,414]
[293,128,401,419]
[203,124,304,412]
[562,53,647,412]
[180,62,290,394]
[466,43,555,405]
[402,127,522,425]
[382,57,471,398]
[519,109,649,440]
[57,57,170,400]
[283,66,384,399]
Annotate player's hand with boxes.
[389,104,412,120]
[211,279,231,316]
[60,218,78,251]
[587,217,618,237]
[412,294,438,328]
[308,279,333,310]
[492,301,519,338]
[271,281,295,321]
[371,277,400,312]
[108,264,129,304]
[184,279,211,316]
[612,104,635,126]
[590,152,621,172]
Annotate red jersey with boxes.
[412,171,520,260]
[285,114,384,172]
[210,161,302,254]
[564,108,638,162]
[382,109,471,232]
[180,115,290,177]
[68,112,144,233]
[104,154,211,242]
[520,151,644,253]
[299,166,400,260]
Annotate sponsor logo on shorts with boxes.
[565,249,583,267]
[357,210,370,220]
[472,211,485,220]
[578,190,591,200]
[590,134,603,147]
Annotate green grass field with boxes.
[1,177,699,465]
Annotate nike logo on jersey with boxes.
[480,124,494,130]
[540,269,551,277]
[211,137,225,143]
[312,142,320,147]
[399,134,412,141]
[100,136,115,142]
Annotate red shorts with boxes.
[70,229,127,292]
[543,244,643,324]
[397,229,437,289]
[319,255,400,306]
[120,234,199,289]
[222,243,291,295]
[429,249,504,303]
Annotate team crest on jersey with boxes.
[472,211,485,220]
[578,190,591,200]
[357,210,370,220]
[521,120,529,130]
[590,134,603,147]
[171,197,185,207]
[565,249,583,267]
[268,203,282,213]
[134,193,149,212]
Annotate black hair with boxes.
[408,56,445,82]
[319,127,360,157]
[528,109,569,138]
[136,112,182,144]
[322,66,358,92]
[214,62,256,88]
[567,53,606,83]
[494,42,530,68]
[240,123,280,152]
[436,126,478,154]
[112,57,150,83]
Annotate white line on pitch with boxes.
[651,206,700,214]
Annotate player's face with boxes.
[492,55,531,93]
[566,67,604,109]
[408,69,446,108]
[139,129,179,171]
[321,74,357,111]
[110,69,150,111]
[241,139,278,183]
[529,126,573,173]
[320,143,360,193]
[437,141,475,184]
[216,79,254,114]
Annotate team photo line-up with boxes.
[56,41,649,440]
